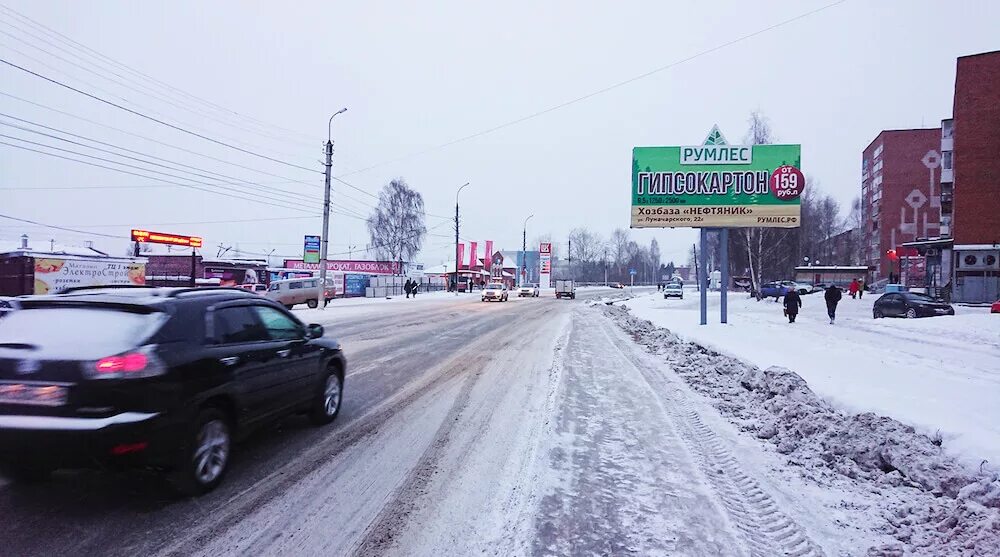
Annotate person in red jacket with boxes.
[848,278,860,299]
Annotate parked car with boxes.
[267,277,334,309]
[758,281,789,298]
[0,297,18,319]
[482,283,508,302]
[555,279,576,299]
[873,291,955,319]
[611,283,625,289]
[663,282,683,299]
[992,299,1000,314]
[780,280,812,295]
[517,284,539,297]
[0,286,345,495]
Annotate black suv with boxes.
[0,286,346,495]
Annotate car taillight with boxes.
[85,346,165,379]
[96,353,148,373]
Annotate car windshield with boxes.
[903,292,938,302]
[0,307,164,359]
[486,284,502,289]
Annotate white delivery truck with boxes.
[555,279,576,299]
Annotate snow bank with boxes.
[603,303,1000,556]
[625,290,1000,469]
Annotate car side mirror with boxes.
[307,323,324,339]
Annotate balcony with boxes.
[942,167,953,183]
[941,137,954,152]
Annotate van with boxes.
[267,277,336,309]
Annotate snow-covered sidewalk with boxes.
[623,289,1000,469]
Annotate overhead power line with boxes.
[337,0,848,178]
[0,138,368,219]
[0,25,318,151]
[0,57,321,174]
[0,2,315,143]
[0,92,323,188]
[0,212,127,239]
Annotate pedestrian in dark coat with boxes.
[824,285,842,324]
[411,280,418,297]
[783,290,802,322]
[404,279,413,299]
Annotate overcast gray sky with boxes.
[1,0,997,266]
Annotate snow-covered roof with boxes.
[0,241,116,259]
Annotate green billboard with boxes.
[631,140,803,228]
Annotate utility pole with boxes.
[568,237,572,281]
[318,108,347,310]
[455,182,470,295]
[521,214,533,287]
[604,248,608,286]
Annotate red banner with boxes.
[469,241,478,269]
[484,240,494,269]
[284,260,400,274]
[457,243,465,270]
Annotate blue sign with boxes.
[629,269,637,275]
[304,235,321,264]
[344,273,369,297]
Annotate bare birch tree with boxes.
[366,178,426,271]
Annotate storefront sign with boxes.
[284,259,401,274]
[131,229,203,248]
[204,267,260,287]
[33,258,145,294]
[631,140,802,228]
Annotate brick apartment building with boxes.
[861,128,943,281]
[899,50,1000,302]
[950,51,1000,302]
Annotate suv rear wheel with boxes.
[170,408,232,496]
[310,369,343,425]
[306,299,318,309]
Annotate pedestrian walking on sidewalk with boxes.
[404,279,413,299]
[848,278,860,299]
[825,284,842,324]
[859,279,866,299]
[783,289,802,323]
[411,280,418,297]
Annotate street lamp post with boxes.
[317,107,347,310]
[521,214,534,287]
[455,182,470,296]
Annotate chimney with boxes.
[20,234,29,249]
[84,240,94,249]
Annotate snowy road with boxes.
[0,288,828,556]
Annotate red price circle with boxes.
[770,165,805,200]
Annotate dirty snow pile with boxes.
[603,303,1000,556]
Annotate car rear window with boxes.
[0,306,165,359]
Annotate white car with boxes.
[482,283,509,302]
[663,283,684,299]
[517,284,539,297]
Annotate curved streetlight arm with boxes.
[328,108,347,142]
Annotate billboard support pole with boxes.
[720,228,729,324]
[190,248,197,287]
[699,228,708,326]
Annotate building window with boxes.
[942,119,954,139]
[943,151,952,170]
[874,144,884,158]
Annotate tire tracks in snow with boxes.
[594,311,825,557]
[351,302,564,556]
